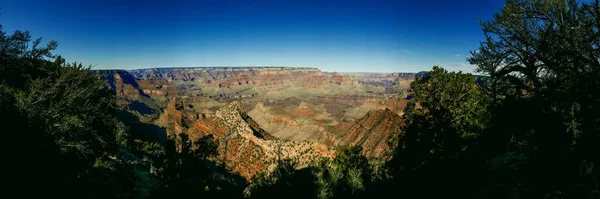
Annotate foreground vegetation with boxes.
[2,0,600,198]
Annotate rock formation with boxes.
[159,98,333,180]
[97,67,418,178]
[330,108,404,159]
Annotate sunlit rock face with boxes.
[159,99,333,180]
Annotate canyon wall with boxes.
[97,67,420,178]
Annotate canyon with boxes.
[99,67,419,180]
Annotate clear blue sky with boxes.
[1,0,504,72]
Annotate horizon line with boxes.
[90,65,427,73]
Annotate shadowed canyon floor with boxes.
[99,67,419,180]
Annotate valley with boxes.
[100,67,417,180]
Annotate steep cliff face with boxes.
[97,70,169,120]
[129,67,322,87]
[99,70,176,98]
[330,108,404,159]
[159,98,333,180]
[246,96,408,159]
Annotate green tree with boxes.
[311,145,375,199]
[244,145,376,199]
[468,0,600,197]
[390,66,490,198]
[0,15,157,198]
[398,66,489,164]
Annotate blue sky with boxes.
[1,0,504,72]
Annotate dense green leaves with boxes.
[385,66,490,198]
[397,66,489,166]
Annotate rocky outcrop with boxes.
[159,99,333,180]
[213,101,332,179]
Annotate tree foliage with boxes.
[4,0,600,197]
[244,145,379,199]
[0,20,156,198]
[467,0,600,197]
[387,66,490,198]
[387,1,600,197]
[401,66,489,161]
[153,133,245,198]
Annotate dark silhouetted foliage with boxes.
[4,0,600,198]
[0,19,157,198]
